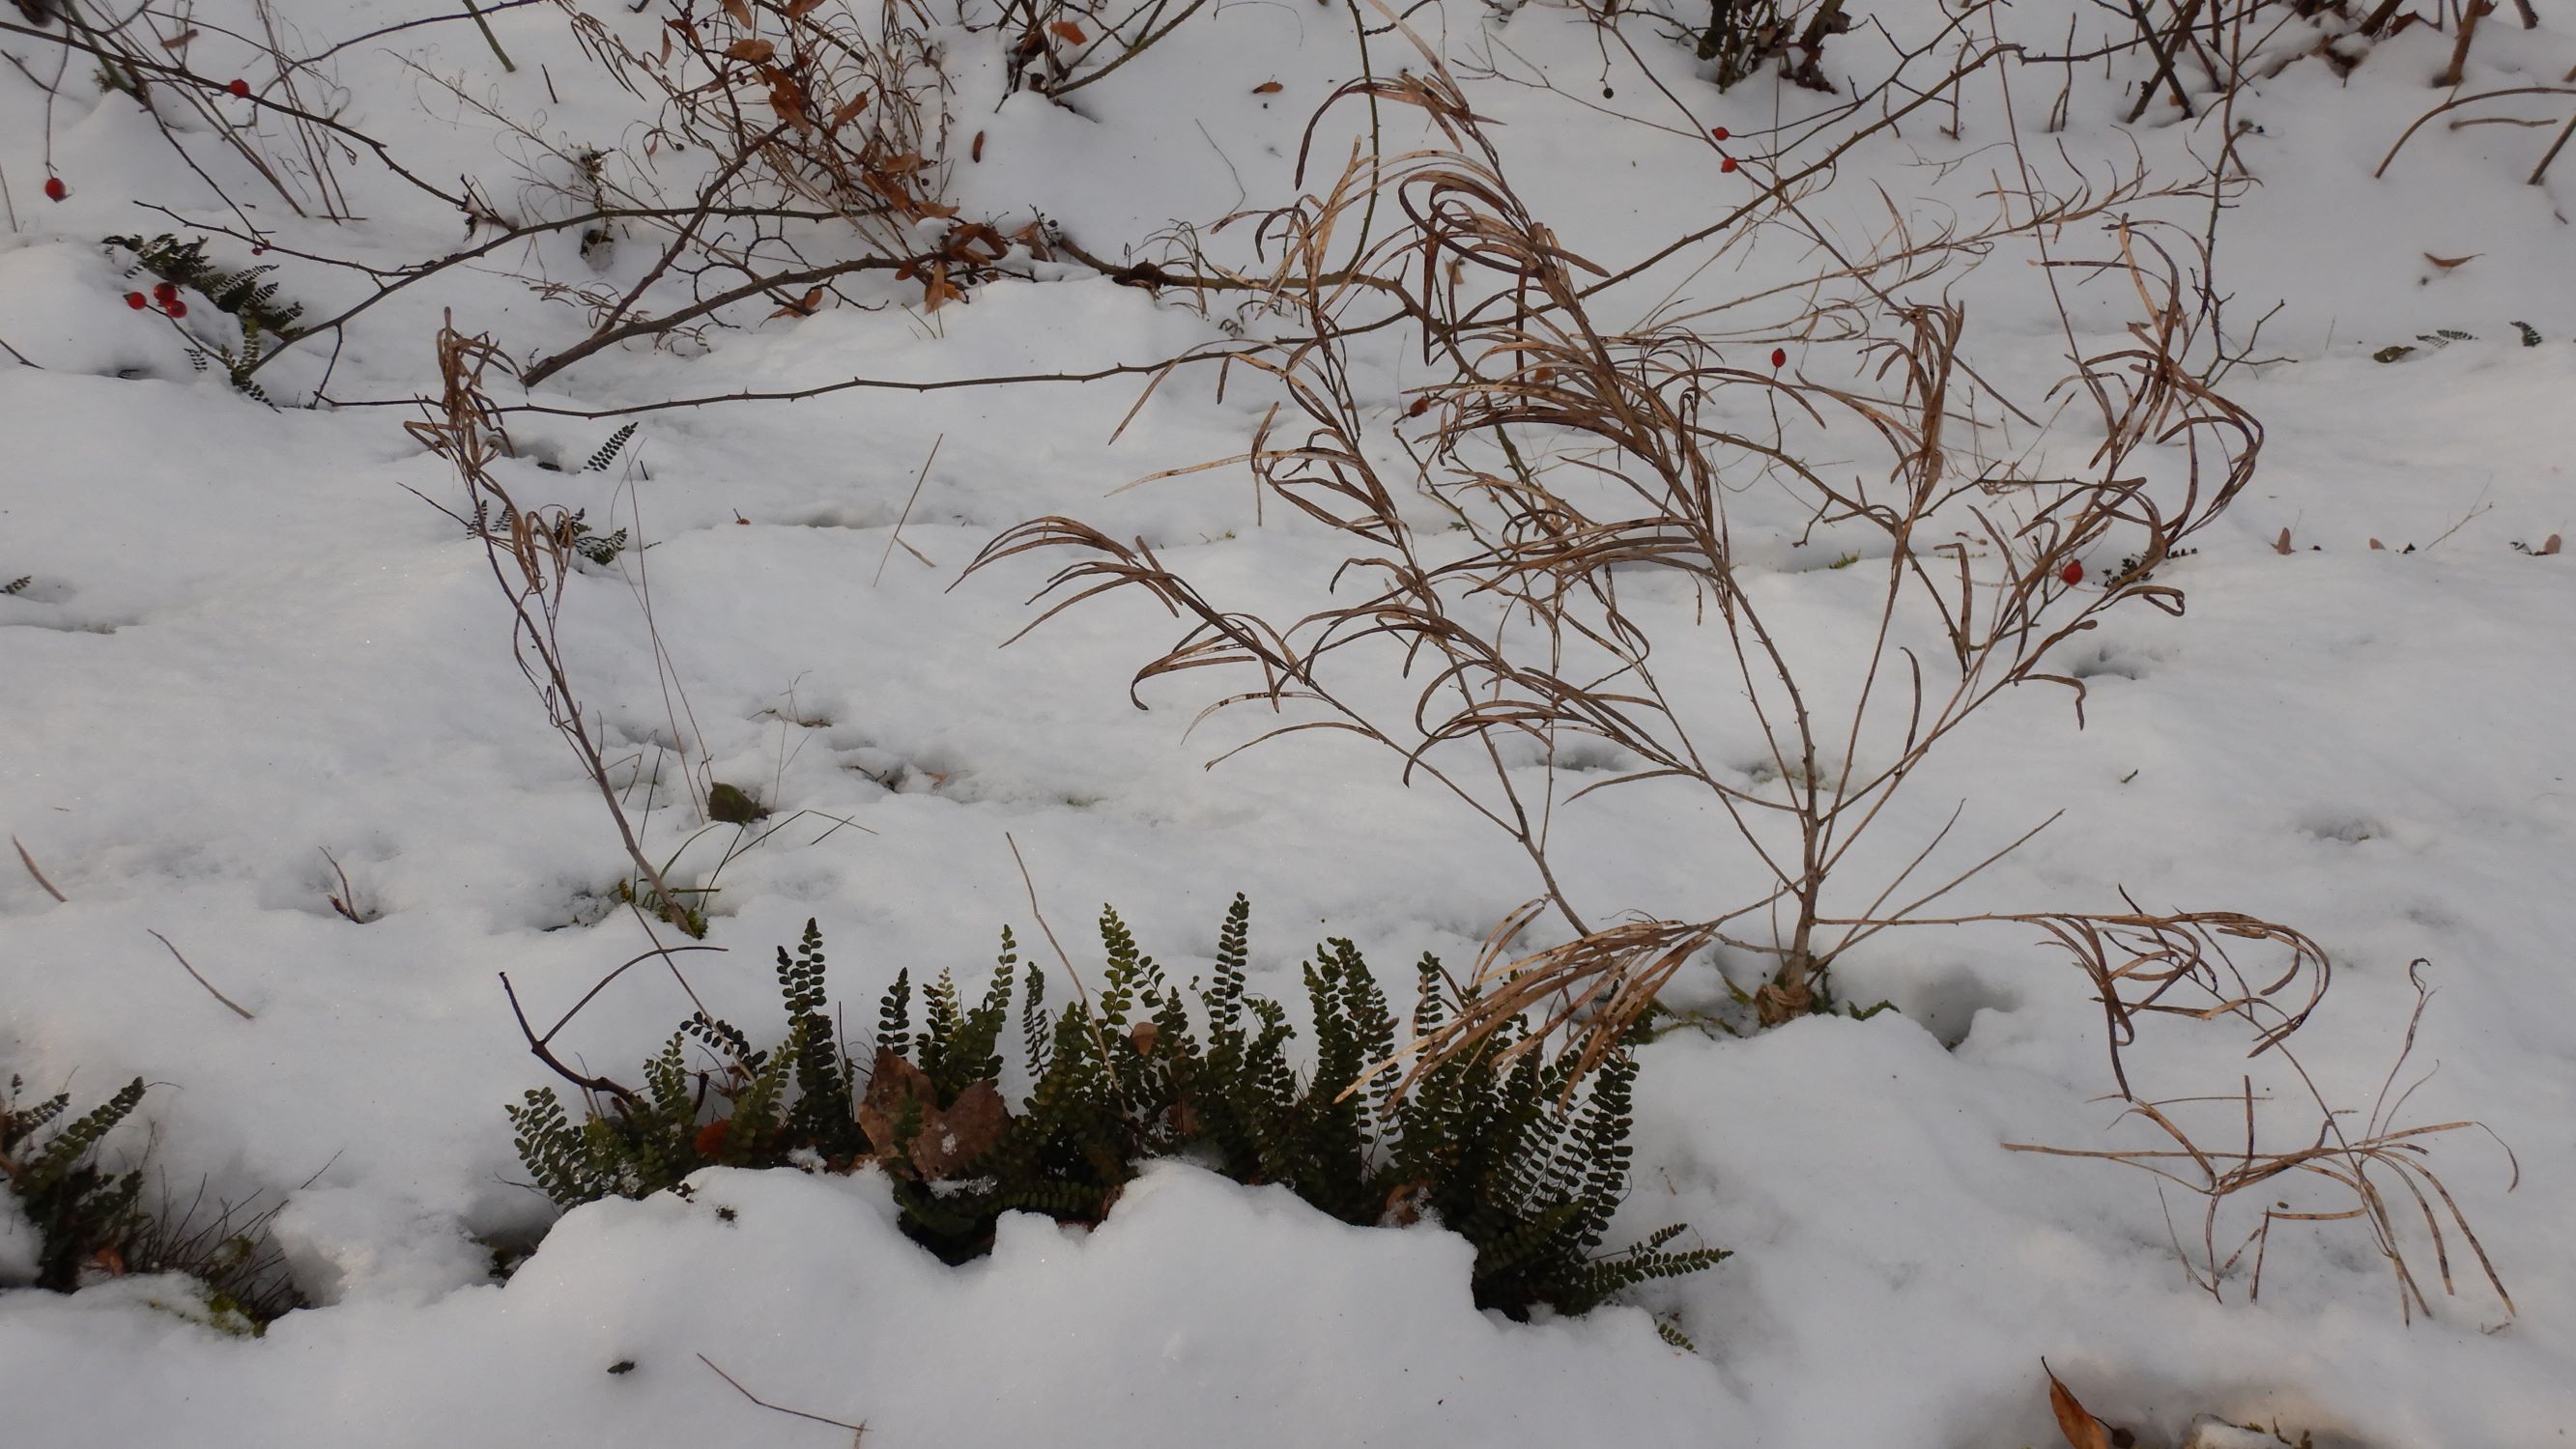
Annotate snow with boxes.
[2,1164,1732,1446]
[0,1191,35,1287]
[3,0,2572,1444]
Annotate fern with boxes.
[583,423,639,473]
[105,234,305,339]
[2,1075,149,1293]
[506,900,1725,1317]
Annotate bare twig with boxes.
[13,836,67,903]
[697,1354,868,1440]
[146,929,256,1022]
[874,434,943,585]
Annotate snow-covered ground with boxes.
[2,1,2570,1443]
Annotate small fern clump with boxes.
[2,1074,148,1291]
[549,509,628,567]
[1,1073,303,1325]
[510,900,1726,1318]
[510,922,865,1204]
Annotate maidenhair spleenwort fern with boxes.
[508,898,1727,1318]
[2,1074,147,1292]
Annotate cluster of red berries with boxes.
[123,281,189,320]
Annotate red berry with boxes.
[1770,347,1788,370]
[227,78,250,98]
[43,177,67,202]
[164,299,188,319]
[125,292,149,309]
[2060,559,2084,585]
[1721,156,1738,173]
[154,281,179,304]
[1711,127,1730,141]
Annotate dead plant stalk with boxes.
[968,59,2304,1091]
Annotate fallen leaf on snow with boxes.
[2045,1364,2110,1449]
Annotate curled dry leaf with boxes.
[2423,252,2479,270]
[725,37,776,63]
[2045,1364,2111,1449]
[1253,80,1283,94]
[2273,526,2294,555]
[2537,533,2563,555]
[1047,19,1087,44]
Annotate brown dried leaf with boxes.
[787,0,829,14]
[769,286,825,319]
[1382,1180,1428,1226]
[922,264,963,312]
[1130,1021,1159,1055]
[827,92,871,130]
[2368,538,2385,550]
[2046,1366,2110,1449]
[909,1079,1009,1178]
[2538,533,2563,555]
[2423,252,2480,270]
[1252,80,1283,94]
[1048,19,1088,43]
[766,72,811,128]
[857,1047,935,1157]
[2274,526,2294,555]
[725,37,777,62]
[694,1118,732,1156]
[721,0,754,25]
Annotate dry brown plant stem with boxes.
[13,836,67,903]
[405,319,697,936]
[2007,961,2513,1322]
[146,929,256,1022]
[968,53,2301,1091]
